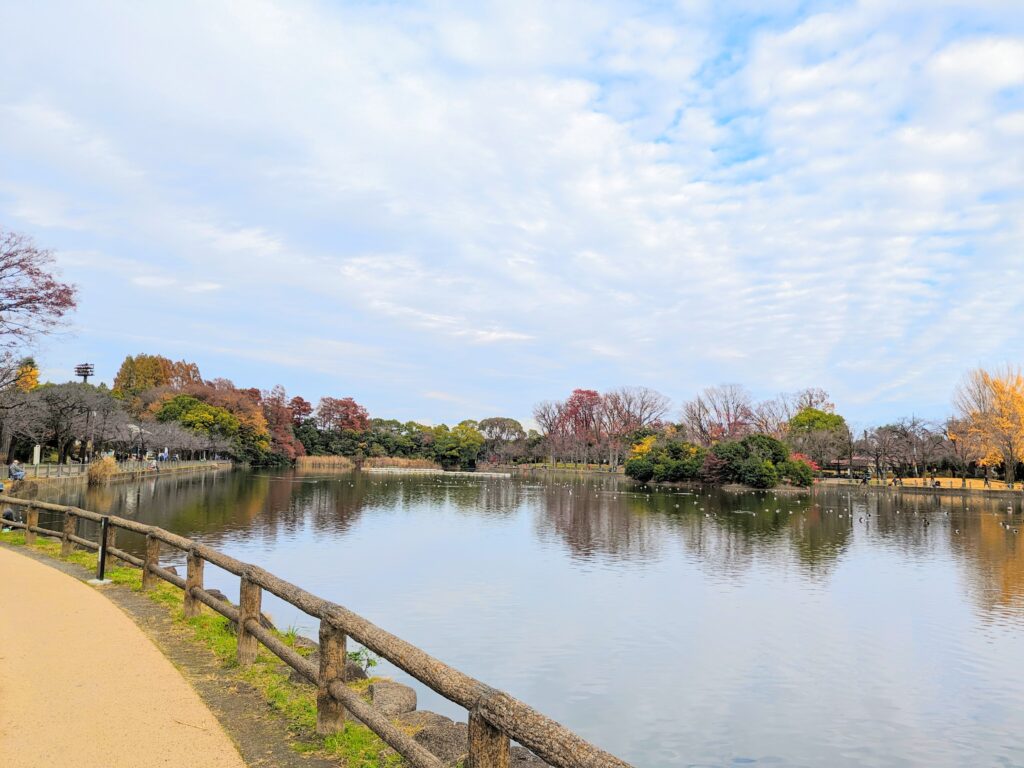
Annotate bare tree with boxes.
[681,384,753,446]
[601,386,670,467]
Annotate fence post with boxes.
[238,575,262,666]
[96,517,110,581]
[467,711,510,768]
[316,619,347,734]
[142,534,160,590]
[61,511,77,557]
[184,550,204,618]
[105,521,117,553]
[25,506,38,545]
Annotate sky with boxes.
[1,0,1022,430]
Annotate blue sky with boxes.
[1,0,1022,430]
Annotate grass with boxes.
[0,528,406,768]
[295,455,356,471]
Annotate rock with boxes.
[395,711,454,731]
[205,587,229,603]
[345,660,368,681]
[164,565,179,576]
[511,745,548,767]
[369,681,416,716]
[292,635,318,653]
[413,721,468,765]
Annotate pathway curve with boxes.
[0,546,248,768]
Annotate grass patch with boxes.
[0,529,405,768]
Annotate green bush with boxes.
[738,457,779,488]
[624,457,655,482]
[741,434,789,465]
[779,459,814,487]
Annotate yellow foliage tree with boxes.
[629,435,657,459]
[14,357,39,391]
[955,366,1024,487]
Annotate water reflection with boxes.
[35,470,1024,767]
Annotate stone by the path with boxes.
[413,720,468,765]
[511,745,548,766]
[395,710,454,730]
[395,709,551,766]
[368,680,416,716]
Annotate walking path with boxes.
[0,546,247,768]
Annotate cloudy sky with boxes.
[1,0,1022,428]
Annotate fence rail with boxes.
[0,494,632,768]
[0,459,229,481]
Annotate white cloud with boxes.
[0,0,1022,423]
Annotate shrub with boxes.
[741,434,789,465]
[706,441,747,483]
[624,457,655,482]
[739,457,779,488]
[780,458,814,487]
[87,456,118,485]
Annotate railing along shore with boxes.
[0,494,632,768]
[1,459,229,481]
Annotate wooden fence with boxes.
[0,494,632,768]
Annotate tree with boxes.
[262,385,305,462]
[317,397,370,432]
[858,425,901,482]
[14,357,39,392]
[10,383,106,462]
[113,354,173,395]
[681,384,753,445]
[945,416,982,488]
[955,366,1024,487]
[601,386,670,468]
[561,389,603,466]
[478,417,526,462]
[0,229,77,348]
[289,396,313,425]
[532,400,563,466]
[787,407,849,469]
[0,229,77,391]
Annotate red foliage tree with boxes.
[288,396,313,425]
[317,396,370,432]
[262,385,305,460]
[0,229,77,348]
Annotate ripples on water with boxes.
[37,470,1024,767]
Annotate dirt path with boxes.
[0,546,248,768]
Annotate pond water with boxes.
[33,469,1024,767]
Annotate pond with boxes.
[32,469,1024,767]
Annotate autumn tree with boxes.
[289,395,313,425]
[0,229,77,390]
[955,366,1024,487]
[261,385,305,462]
[316,396,370,432]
